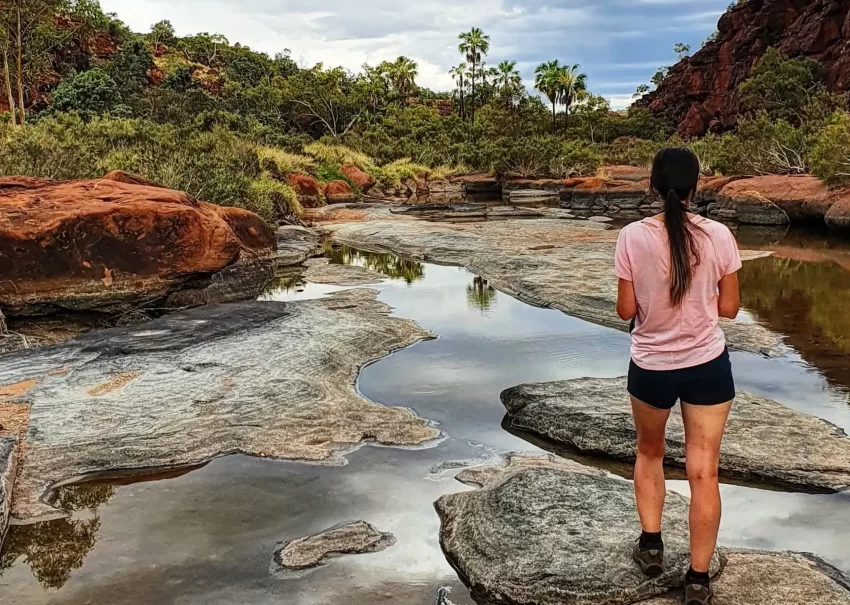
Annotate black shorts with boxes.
[628,348,735,410]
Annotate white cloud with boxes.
[606,94,635,111]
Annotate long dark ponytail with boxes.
[650,147,703,307]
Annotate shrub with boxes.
[49,69,123,118]
[247,176,301,223]
[429,164,469,179]
[809,113,850,187]
[602,137,662,168]
[550,140,603,177]
[303,142,374,170]
[257,146,316,178]
[739,48,827,123]
[315,164,356,189]
[370,158,430,188]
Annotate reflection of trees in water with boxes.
[467,276,497,312]
[0,483,115,589]
[739,256,850,389]
[326,245,425,284]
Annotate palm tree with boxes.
[449,63,468,119]
[388,56,419,101]
[535,60,562,133]
[496,60,522,109]
[458,27,490,121]
[557,63,588,131]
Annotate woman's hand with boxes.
[617,278,638,321]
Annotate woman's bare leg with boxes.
[680,401,733,572]
[631,397,671,533]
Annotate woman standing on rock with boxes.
[614,147,742,605]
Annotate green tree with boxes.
[386,56,419,101]
[282,65,362,137]
[149,19,176,49]
[633,83,650,98]
[535,60,562,133]
[556,63,588,130]
[50,68,122,117]
[458,27,490,121]
[495,60,522,109]
[180,32,230,66]
[449,63,468,119]
[673,42,691,60]
[738,47,827,123]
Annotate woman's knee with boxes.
[686,458,719,484]
[637,437,666,460]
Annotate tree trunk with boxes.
[2,49,16,127]
[470,62,476,122]
[459,77,465,120]
[552,101,556,134]
[15,5,25,126]
[563,103,569,134]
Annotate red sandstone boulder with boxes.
[452,173,501,195]
[340,165,376,193]
[637,0,850,137]
[0,177,276,315]
[325,180,355,204]
[826,193,850,234]
[734,191,790,225]
[603,166,650,182]
[718,175,836,222]
[287,173,322,207]
[101,170,166,189]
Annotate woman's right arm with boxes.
[718,272,740,319]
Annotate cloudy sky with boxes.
[100,0,729,110]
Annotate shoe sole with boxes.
[632,552,663,578]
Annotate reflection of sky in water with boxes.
[5,254,850,604]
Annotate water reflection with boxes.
[466,277,497,313]
[326,245,425,284]
[738,248,850,391]
[0,484,114,589]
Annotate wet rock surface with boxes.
[0,288,440,521]
[327,215,784,356]
[643,550,850,605]
[270,520,396,578]
[436,455,716,605]
[501,378,850,492]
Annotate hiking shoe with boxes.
[632,541,664,577]
[684,582,713,605]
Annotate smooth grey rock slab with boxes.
[644,550,850,605]
[0,289,440,521]
[0,437,17,550]
[276,225,322,266]
[303,258,384,286]
[436,454,718,605]
[327,218,784,357]
[501,378,850,493]
[271,521,396,578]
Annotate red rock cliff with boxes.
[638,0,850,138]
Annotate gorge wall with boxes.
[638,0,850,138]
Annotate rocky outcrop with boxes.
[0,176,277,316]
[452,173,501,196]
[287,173,322,208]
[340,165,376,193]
[325,180,355,204]
[825,193,850,234]
[0,437,17,551]
[0,289,440,521]
[733,191,790,225]
[436,455,718,605]
[327,212,785,356]
[638,0,850,137]
[502,377,850,492]
[717,175,837,223]
[271,521,396,578]
[437,455,850,605]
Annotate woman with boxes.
[614,148,742,605]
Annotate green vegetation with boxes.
[0,1,849,225]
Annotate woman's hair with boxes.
[650,147,703,307]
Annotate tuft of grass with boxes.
[370,158,430,189]
[429,164,468,180]
[257,146,316,178]
[303,142,374,170]
[247,176,302,223]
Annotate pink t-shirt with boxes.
[615,216,742,371]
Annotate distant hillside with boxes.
[638,0,850,137]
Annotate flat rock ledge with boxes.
[327,216,784,357]
[436,455,850,605]
[0,289,440,521]
[270,521,396,578]
[436,454,719,605]
[303,258,385,286]
[501,378,850,493]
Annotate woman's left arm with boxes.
[617,278,638,321]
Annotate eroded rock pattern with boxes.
[436,455,717,605]
[501,378,850,492]
[327,217,784,356]
[0,289,440,521]
[271,521,396,578]
[0,437,17,548]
